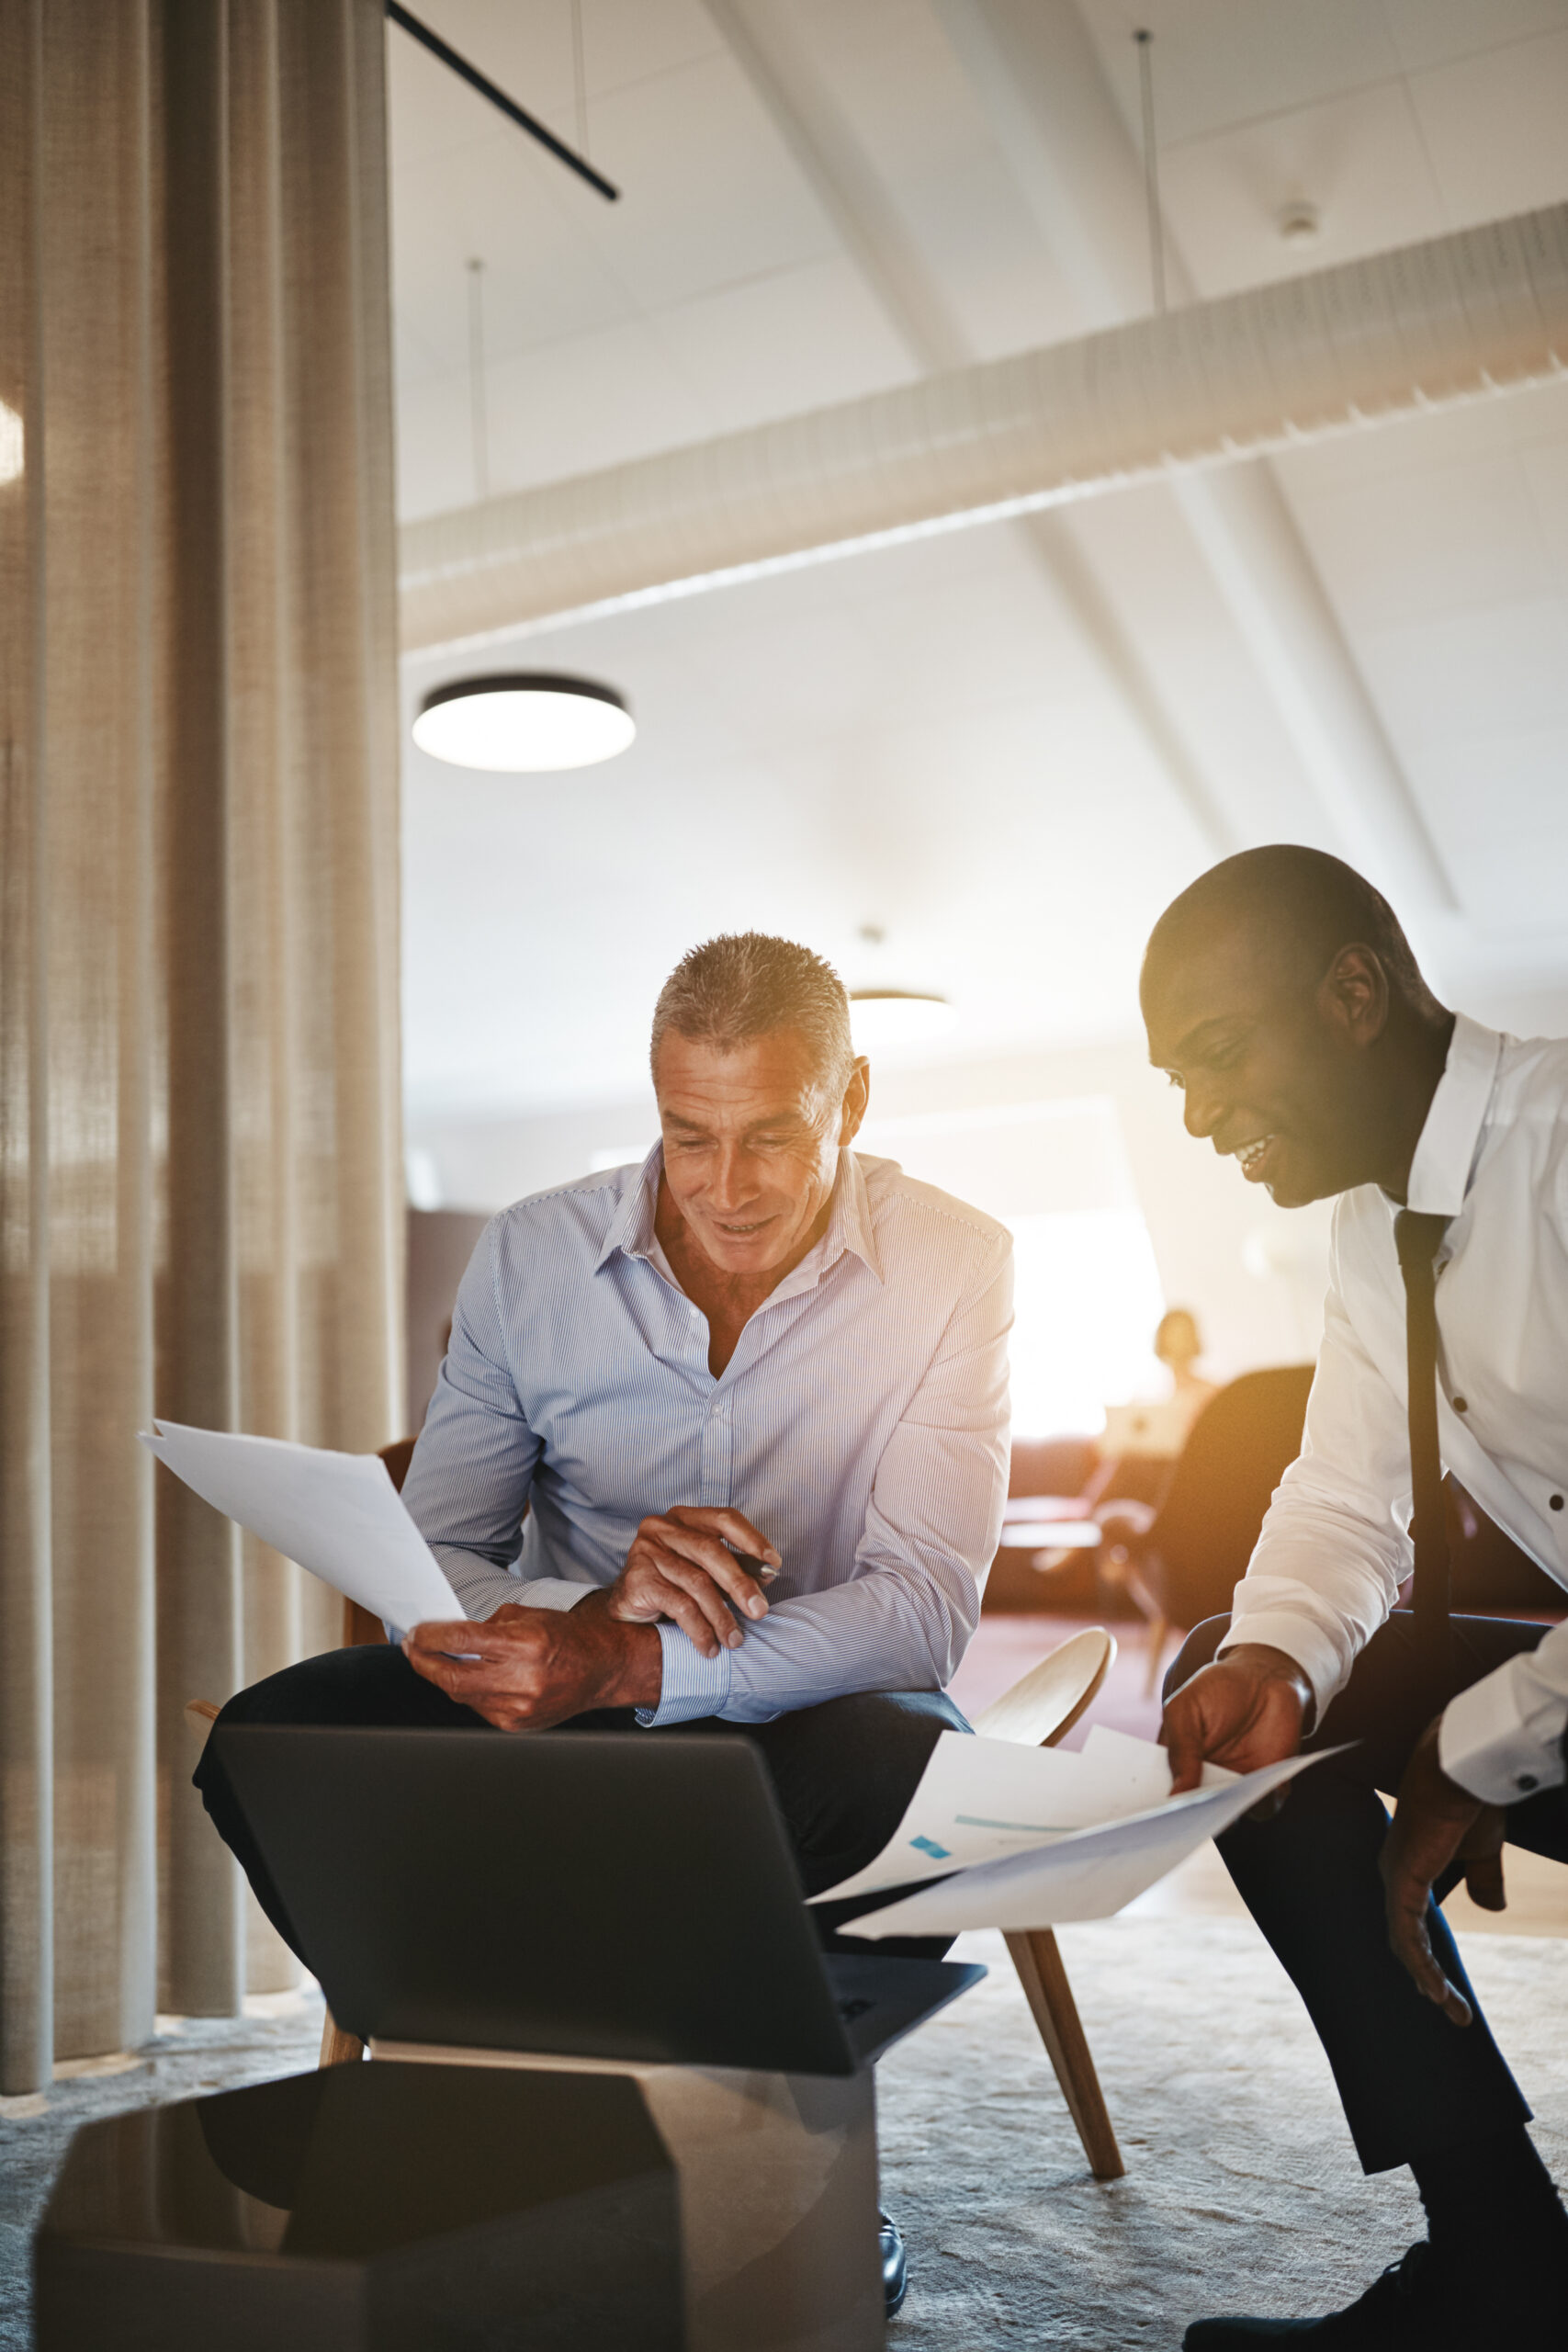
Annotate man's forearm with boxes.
[668,1566,971,1727]
[570,1593,664,1711]
[403,1596,662,1730]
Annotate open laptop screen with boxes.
[216,1725,863,2074]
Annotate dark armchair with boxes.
[1100,1365,1316,1691]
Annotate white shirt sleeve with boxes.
[1219,1231,1415,1724]
[1438,1625,1568,1804]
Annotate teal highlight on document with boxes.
[909,1835,952,1860]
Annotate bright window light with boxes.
[1005,1209,1167,1438]
[412,673,636,772]
[405,1148,444,1211]
[852,1094,1168,1439]
[0,400,22,486]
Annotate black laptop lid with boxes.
[216,1725,862,2075]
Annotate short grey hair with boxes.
[650,933,853,1093]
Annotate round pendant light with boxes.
[849,989,958,1049]
[412,672,636,772]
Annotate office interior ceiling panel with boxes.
[390,0,1568,1123]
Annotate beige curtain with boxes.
[0,0,403,2093]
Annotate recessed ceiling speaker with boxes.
[412,673,637,772]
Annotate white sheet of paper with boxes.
[809,1724,1235,1910]
[834,1746,1336,1938]
[140,1420,463,1634]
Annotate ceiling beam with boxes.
[703,0,1236,856]
[931,0,1458,911]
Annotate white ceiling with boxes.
[389,0,1568,1125]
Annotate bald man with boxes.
[1142,847,1568,2348]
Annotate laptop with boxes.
[215,1725,984,2076]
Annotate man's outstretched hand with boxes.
[402,1501,782,1731]
[1161,1644,1314,1797]
[1380,1717,1506,2028]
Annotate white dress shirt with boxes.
[1224,1014,1568,1805]
[399,1146,1012,1728]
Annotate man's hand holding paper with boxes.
[814,1724,1337,1939]
[401,1501,782,1727]
[140,1419,464,1635]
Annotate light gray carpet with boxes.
[3,1922,1564,2347]
[879,1920,1568,2348]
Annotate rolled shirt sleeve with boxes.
[1220,1258,1416,1724]
[399,1226,587,1626]
[1438,1625,1568,1804]
[1221,1218,1568,1796]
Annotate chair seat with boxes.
[971,1626,1113,1747]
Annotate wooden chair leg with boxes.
[1141,1613,1170,1699]
[1005,1928,1124,2180]
[319,2006,367,2067]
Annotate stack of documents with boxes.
[140,1420,463,1634]
[817,1724,1333,1937]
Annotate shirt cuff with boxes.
[636,1623,734,1727]
[1438,1659,1568,1806]
[508,1578,593,1613]
[1216,1609,1345,1729]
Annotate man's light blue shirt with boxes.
[399,1146,1013,1726]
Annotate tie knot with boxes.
[1394,1208,1450,1279]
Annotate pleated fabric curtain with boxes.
[0,0,403,2094]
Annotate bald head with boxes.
[1141,846,1452,1207]
[1142,846,1434,1018]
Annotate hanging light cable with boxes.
[570,0,589,160]
[467,256,489,502]
[1134,29,1167,316]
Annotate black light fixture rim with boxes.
[417,673,631,721]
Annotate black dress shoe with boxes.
[879,2209,908,2317]
[1183,2240,1551,2350]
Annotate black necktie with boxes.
[1393,1209,1452,1666]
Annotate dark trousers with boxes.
[194,1643,969,1970]
[1167,1611,1568,2175]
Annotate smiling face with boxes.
[1141,919,1391,1208]
[653,1027,868,1282]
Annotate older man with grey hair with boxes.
[197,932,1012,2318]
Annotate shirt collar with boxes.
[593,1143,884,1289]
[594,1142,663,1272]
[1403,1012,1504,1217]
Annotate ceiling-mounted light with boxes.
[849,990,958,1050]
[412,673,636,772]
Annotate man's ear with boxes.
[837,1057,871,1146]
[1317,944,1389,1048]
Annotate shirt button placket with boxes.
[702,1398,733,1508]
